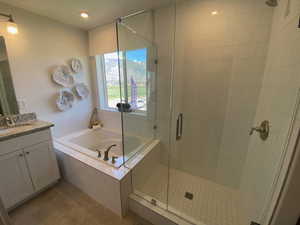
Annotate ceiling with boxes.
[0,0,173,30]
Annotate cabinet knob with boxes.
[26,152,30,155]
[19,153,23,157]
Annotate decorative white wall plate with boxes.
[70,58,82,73]
[56,89,75,111]
[62,65,72,75]
[52,66,75,87]
[74,83,90,99]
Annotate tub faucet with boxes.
[95,150,101,158]
[103,144,117,161]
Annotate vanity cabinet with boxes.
[24,141,59,191]
[0,150,34,209]
[0,128,60,210]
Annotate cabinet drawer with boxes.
[0,129,51,156]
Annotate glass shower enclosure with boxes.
[116,0,299,224]
[116,12,159,164]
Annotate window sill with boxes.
[99,107,118,113]
[128,111,147,118]
[99,107,147,118]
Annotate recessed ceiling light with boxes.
[211,11,218,15]
[80,11,89,19]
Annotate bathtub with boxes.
[54,128,160,216]
[56,128,149,168]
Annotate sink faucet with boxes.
[103,144,117,161]
[5,116,15,128]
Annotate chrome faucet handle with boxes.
[111,156,118,164]
[95,150,101,158]
[249,120,270,141]
[250,126,263,135]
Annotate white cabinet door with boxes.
[24,142,60,191]
[0,150,34,209]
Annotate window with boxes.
[103,52,121,109]
[97,48,148,113]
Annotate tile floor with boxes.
[9,180,151,225]
[133,164,244,225]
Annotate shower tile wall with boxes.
[172,0,274,188]
[131,0,300,224]
[240,0,300,222]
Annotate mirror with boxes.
[0,36,18,116]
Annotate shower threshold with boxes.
[129,193,195,225]
[133,188,204,225]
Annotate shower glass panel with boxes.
[116,6,175,208]
[169,0,278,225]
[116,12,158,163]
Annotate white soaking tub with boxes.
[56,128,149,168]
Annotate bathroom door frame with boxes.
[265,91,300,225]
[247,89,300,225]
[270,127,300,225]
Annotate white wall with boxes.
[0,2,93,137]
[89,23,117,56]
[171,0,273,188]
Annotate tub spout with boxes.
[103,144,117,161]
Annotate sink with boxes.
[0,128,15,135]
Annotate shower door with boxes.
[168,0,299,225]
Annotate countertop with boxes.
[0,120,54,141]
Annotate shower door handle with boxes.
[176,113,183,140]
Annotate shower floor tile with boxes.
[134,164,244,225]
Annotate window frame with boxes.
[96,54,118,112]
[96,49,149,115]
